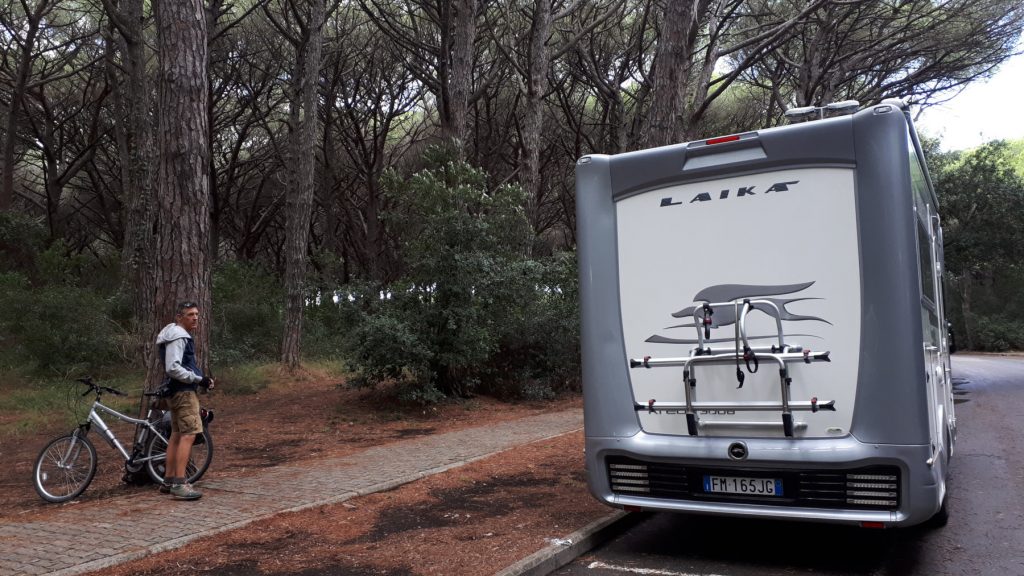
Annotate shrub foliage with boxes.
[344,148,580,402]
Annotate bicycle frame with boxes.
[86,400,168,465]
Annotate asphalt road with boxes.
[555,354,1024,576]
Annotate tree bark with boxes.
[959,274,974,351]
[1,0,51,211]
[105,0,159,372]
[643,0,708,148]
[35,100,100,241]
[520,0,553,235]
[447,0,478,149]
[149,0,212,390]
[281,0,326,369]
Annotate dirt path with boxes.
[1,374,604,576]
[84,430,606,576]
[1,371,579,517]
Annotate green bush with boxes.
[211,260,359,364]
[485,252,581,399]
[347,305,433,387]
[211,261,284,364]
[344,147,581,403]
[0,212,47,275]
[968,314,1024,352]
[217,362,272,395]
[301,295,357,360]
[0,275,123,376]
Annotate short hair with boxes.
[175,300,199,316]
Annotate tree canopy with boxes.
[1,0,1022,390]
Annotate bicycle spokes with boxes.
[34,434,97,503]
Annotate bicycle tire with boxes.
[33,433,97,503]
[144,426,213,485]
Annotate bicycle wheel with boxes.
[33,433,97,503]
[145,426,213,485]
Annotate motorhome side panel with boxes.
[850,107,930,445]
[576,155,641,439]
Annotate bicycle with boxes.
[32,377,214,503]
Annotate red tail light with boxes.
[705,135,740,145]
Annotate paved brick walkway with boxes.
[0,409,583,576]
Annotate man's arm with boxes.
[163,339,203,384]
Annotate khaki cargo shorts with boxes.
[169,391,202,435]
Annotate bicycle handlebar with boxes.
[75,376,126,397]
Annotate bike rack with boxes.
[629,299,834,437]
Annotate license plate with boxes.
[703,475,783,496]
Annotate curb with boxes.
[493,510,643,576]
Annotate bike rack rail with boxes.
[629,299,834,437]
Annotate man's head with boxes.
[175,301,200,332]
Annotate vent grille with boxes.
[608,457,689,498]
[607,457,899,510]
[845,471,899,507]
[797,468,900,509]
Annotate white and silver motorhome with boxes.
[576,99,955,528]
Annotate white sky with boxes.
[915,52,1024,151]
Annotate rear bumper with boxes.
[586,432,943,527]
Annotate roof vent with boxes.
[786,100,861,123]
[825,100,860,117]
[784,106,820,123]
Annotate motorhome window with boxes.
[923,306,941,344]
[917,218,937,307]
[909,131,938,308]
[933,217,951,326]
[908,132,931,216]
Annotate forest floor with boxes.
[0,369,607,575]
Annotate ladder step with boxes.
[698,420,808,431]
[630,350,830,369]
[634,400,835,412]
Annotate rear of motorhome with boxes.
[576,99,955,528]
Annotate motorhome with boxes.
[576,99,954,528]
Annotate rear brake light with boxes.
[860,521,886,529]
[706,135,740,145]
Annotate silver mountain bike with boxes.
[33,377,214,503]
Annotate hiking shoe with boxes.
[169,483,202,500]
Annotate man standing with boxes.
[155,301,214,500]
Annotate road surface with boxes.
[556,354,1024,576]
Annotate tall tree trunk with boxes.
[149,0,212,390]
[643,0,708,148]
[42,139,65,240]
[520,0,553,236]
[364,175,383,280]
[683,0,724,138]
[33,83,102,244]
[281,0,326,369]
[1,0,49,211]
[321,92,342,264]
[446,0,477,149]
[959,273,974,351]
[106,0,159,373]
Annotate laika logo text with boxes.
[660,180,799,207]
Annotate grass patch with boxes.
[0,383,75,437]
[217,362,272,395]
[304,357,349,381]
[0,370,145,439]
